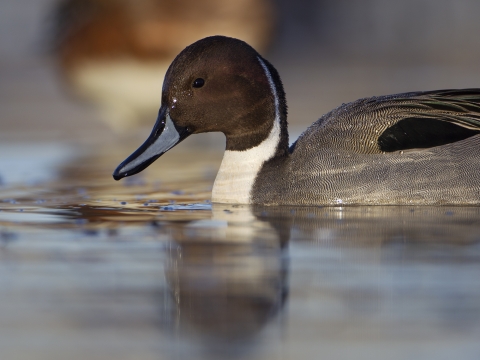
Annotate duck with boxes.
[113,36,480,206]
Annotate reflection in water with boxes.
[153,204,480,357]
[1,144,480,359]
[160,205,288,357]
[253,205,480,246]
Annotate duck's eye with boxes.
[192,78,205,88]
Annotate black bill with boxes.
[113,106,190,180]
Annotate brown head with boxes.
[113,36,288,180]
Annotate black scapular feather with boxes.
[378,89,480,152]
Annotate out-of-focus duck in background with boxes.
[50,0,275,132]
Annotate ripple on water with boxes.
[1,142,480,360]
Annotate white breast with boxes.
[212,119,280,203]
[211,56,281,204]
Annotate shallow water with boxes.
[1,142,480,360]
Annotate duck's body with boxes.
[113,36,480,205]
[253,95,480,205]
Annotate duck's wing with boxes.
[376,89,480,152]
[302,89,480,154]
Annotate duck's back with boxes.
[253,90,480,205]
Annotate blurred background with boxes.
[2,0,480,144]
[2,3,480,359]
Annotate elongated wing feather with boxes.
[377,89,480,151]
[299,89,480,154]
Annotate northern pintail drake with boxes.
[113,36,480,205]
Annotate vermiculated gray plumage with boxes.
[253,90,480,205]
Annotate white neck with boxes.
[211,57,281,204]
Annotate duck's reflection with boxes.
[162,204,288,343]
[159,204,480,349]
[252,205,480,246]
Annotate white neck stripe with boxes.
[211,56,281,204]
[257,56,280,122]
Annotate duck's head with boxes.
[113,35,287,180]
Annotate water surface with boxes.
[1,142,479,360]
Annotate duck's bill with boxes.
[113,106,190,180]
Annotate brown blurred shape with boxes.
[52,0,275,131]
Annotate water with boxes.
[1,142,480,360]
